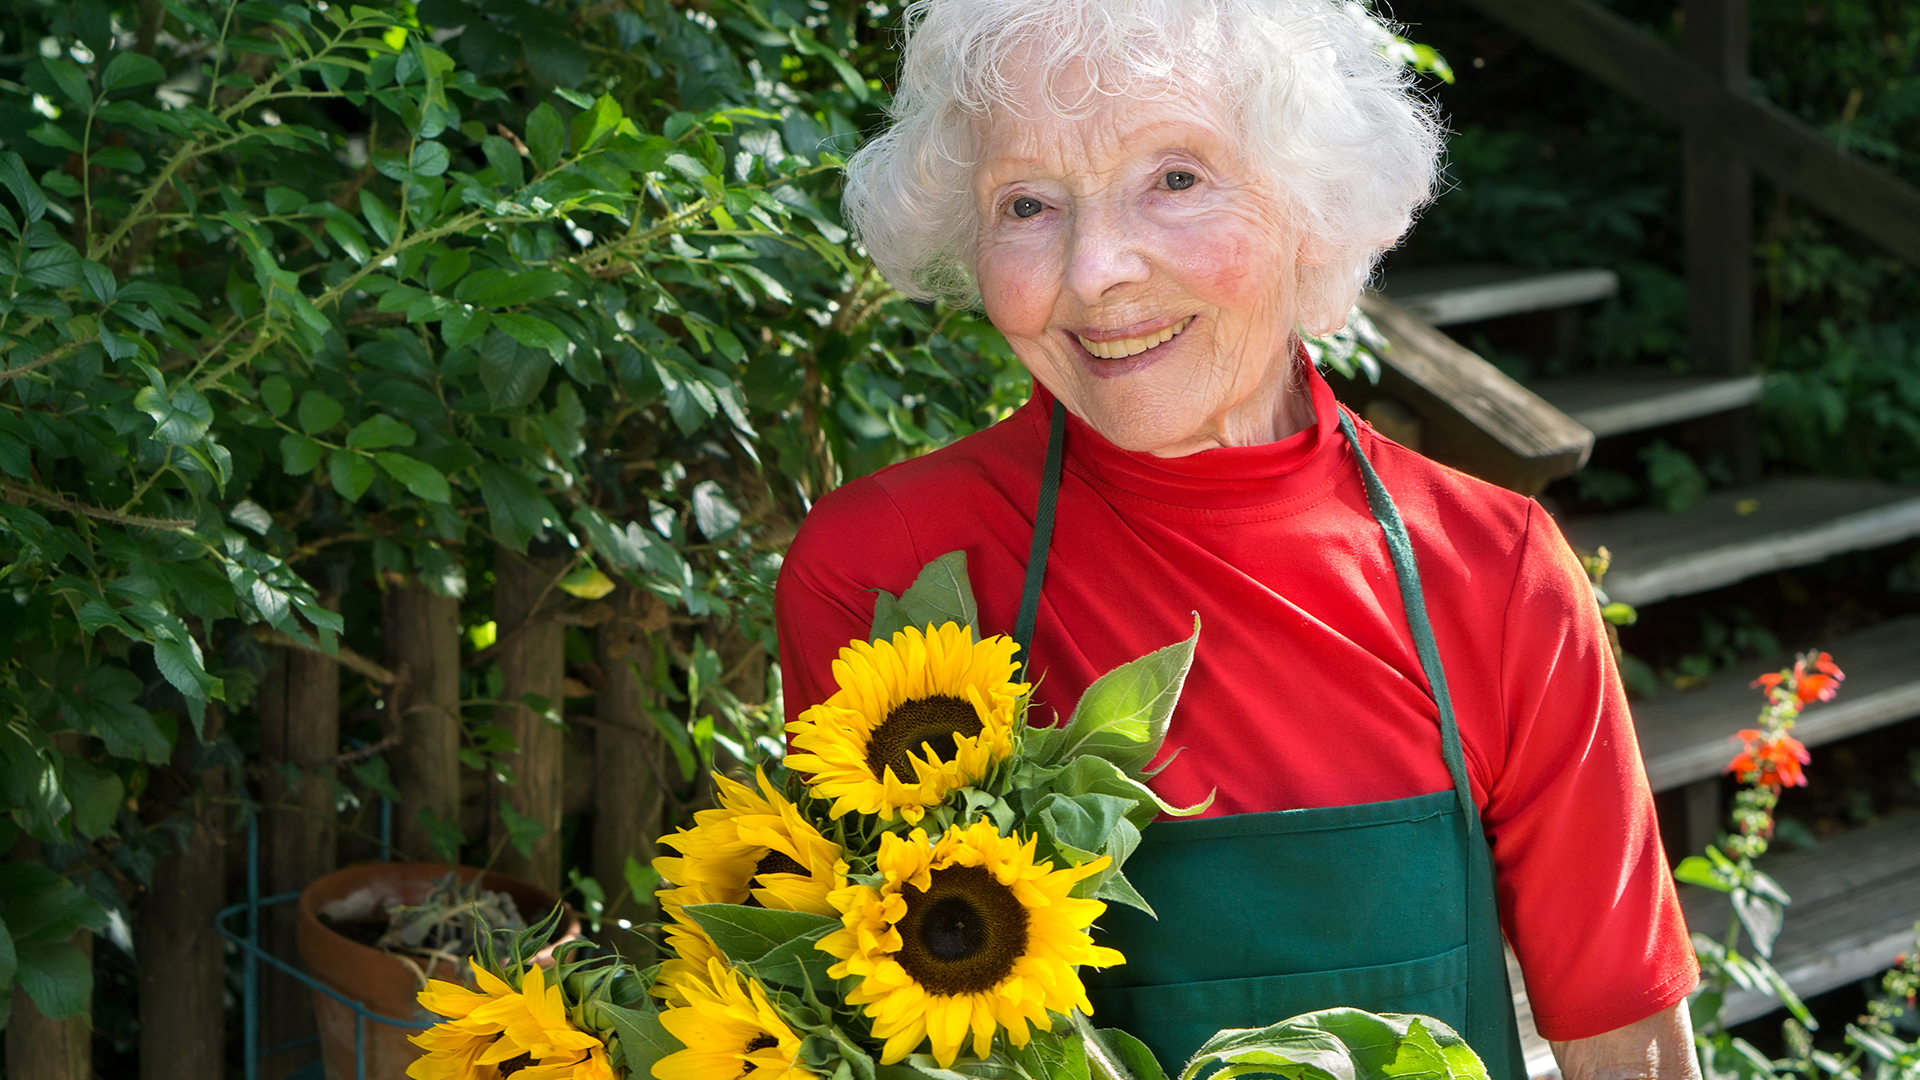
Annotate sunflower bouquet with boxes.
[409,553,1493,1080]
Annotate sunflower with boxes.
[410,963,606,1080]
[653,768,845,1003]
[654,958,819,1080]
[785,624,1026,823]
[818,818,1124,1067]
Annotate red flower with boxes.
[1790,654,1845,702]
[1726,731,1811,789]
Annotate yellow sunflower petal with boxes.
[786,625,1026,822]
[822,816,1125,1067]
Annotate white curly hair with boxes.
[840,0,1443,334]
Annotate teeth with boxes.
[1076,316,1192,360]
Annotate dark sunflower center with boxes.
[895,864,1029,996]
[745,1033,779,1053]
[742,849,809,907]
[497,1051,535,1076]
[755,850,807,880]
[865,694,981,782]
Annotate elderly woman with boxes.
[774,1,1700,1078]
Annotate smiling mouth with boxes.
[1074,316,1193,360]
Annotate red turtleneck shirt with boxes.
[773,362,1698,1042]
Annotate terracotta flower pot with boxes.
[296,863,579,1080]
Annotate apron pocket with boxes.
[1084,943,1471,1073]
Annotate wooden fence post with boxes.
[1684,0,1761,481]
[257,599,340,1080]
[490,544,568,891]
[594,590,667,961]
[384,580,462,863]
[137,707,227,1080]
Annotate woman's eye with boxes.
[1164,170,1197,191]
[1009,196,1044,219]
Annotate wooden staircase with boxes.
[1332,264,1920,1076]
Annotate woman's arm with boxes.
[1549,1002,1702,1080]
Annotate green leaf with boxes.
[133,384,213,445]
[330,451,377,501]
[15,940,91,1021]
[280,433,324,475]
[570,94,623,152]
[360,189,399,245]
[494,313,570,360]
[29,123,82,152]
[376,453,451,502]
[498,801,545,858]
[1051,616,1199,774]
[42,58,93,108]
[427,249,471,292]
[479,330,552,409]
[1673,855,1733,893]
[101,52,167,92]
[345,413,417,450]
[740,923,836,990]
[454,268,569,307]
[868,551,980,641]
[1380,1018,1485,1080]
[525,102,565,172]
[298,390,345,434]
[680,904,838,964]
[602,1002,679,1077]
[477,462,558,553]
[23,244,84,288]
[90,146,144,173]
[260,375,293,417]
[153,637,222,711]
[0,154,48,224]
[416,806,464,866]
[410,141,451,177]
[62,758,123,841]
[558,566,615,599]
[481,134,525,188]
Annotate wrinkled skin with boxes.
[970,71,1320,457]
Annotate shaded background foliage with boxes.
[0,0,1025,1065]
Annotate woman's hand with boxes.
[1548,1002,1702,1080]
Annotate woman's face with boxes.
[972,81,1317,457]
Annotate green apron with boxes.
[1012,403,1527,1080]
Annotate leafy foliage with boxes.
[0,0,1030,1028]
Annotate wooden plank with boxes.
[1561,478,1920,606]
[1383,267,1619,327]
[1635,616,1920,792]
[1460,0,1920,267]
[1681,811,1920,1026]
[491,545,569,892]
[1335,293,1593,492]
[385,581,462,864]
[1531,371,1762,437]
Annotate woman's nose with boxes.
[1061,204,1150,303]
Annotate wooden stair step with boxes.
[1560,477,1920,606]
[1635,616,1920,793]
[1383,265,1619,327]
[1330,293,1594,494]
[1530,369,1764,438]
[1680,810,1920,1028]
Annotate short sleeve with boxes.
[774,476,925,726]
[1487,503,1699,1040]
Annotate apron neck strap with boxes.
[1010,399,1477,829]
[1335,408,1478,828]
[1014,399,1068,671]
